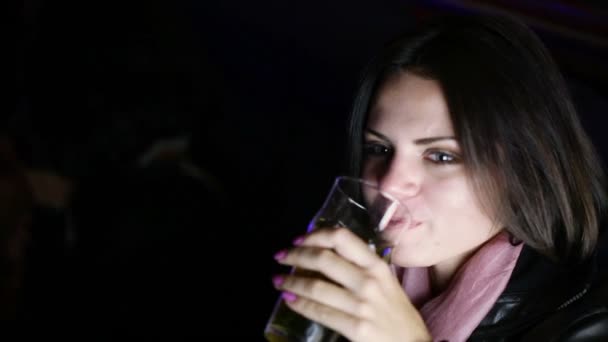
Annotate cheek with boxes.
[427,178,493,230]
[392,178,496,266]
[431,181,472,215]
[361,159,384,183]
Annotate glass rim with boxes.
[333,175,402,205]
[331,175,407,234]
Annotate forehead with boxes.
[367,72,454,136]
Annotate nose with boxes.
[377,155,422,199]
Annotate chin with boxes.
[390,248,435,268]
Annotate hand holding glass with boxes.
[265,176,410,342]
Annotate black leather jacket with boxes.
[467,245,608,341]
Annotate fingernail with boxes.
[292,235,305,246]
[272,275,284,288]
[282,291,297,302]
[274,249,288,261]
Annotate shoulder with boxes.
[520,278,608,341]
[470,245,607,341]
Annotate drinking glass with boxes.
[264,176,410,342]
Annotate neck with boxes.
[429,251,474,295]
[429,231,504,294]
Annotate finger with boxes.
[284,293,371,342]
[277,246,368,291]
[296,228,388,275]
[274,273,372,319]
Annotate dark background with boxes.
[9,0,608,339]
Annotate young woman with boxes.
[271,14,608,341]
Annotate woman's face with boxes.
[362,71,500,270]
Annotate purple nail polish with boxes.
[282,291,297,302]
[272,275,284,287]
[293,236,305,246]
[274,250,288,261]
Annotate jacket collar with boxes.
[468,244,596,339]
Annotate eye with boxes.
[363,142,392,158]
[425,150,461,164]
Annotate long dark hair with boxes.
[348,14,607,262]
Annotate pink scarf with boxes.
[395,233,523,341]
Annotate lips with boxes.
[385,218,422,231]
[387,218,405,227]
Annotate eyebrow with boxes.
[365,128,457,145]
